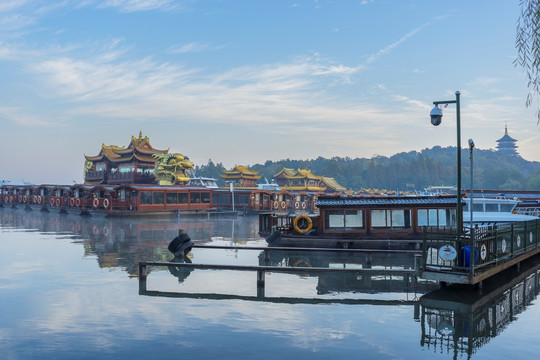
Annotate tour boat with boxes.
[259,195,461,249]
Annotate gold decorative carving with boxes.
[153,153,194,185]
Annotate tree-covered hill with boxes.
[193,146,540,192]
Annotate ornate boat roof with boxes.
[84,132,168,164]
[220,165,262,180]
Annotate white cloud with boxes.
[97,0,179,12]
[169,42,210,54]
[0,106,57,126]
[366,26,423,64]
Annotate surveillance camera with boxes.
[430,105,443,126]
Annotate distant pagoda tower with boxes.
[496,124,519,155]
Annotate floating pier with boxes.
[420,219,540,286]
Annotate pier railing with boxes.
[421,219,540,283]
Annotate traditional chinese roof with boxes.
[273,168,322,180]
[220,165,261,180]
[321,177,346,191]
[84,131,168,164]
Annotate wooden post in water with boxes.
[256,270,265,298]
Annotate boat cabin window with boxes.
[153,192,164,204]
[179,192,189,204]
[371,209,411,228]
[191,192,211,204]
[485,203,498,212]
[417,208,456,227]
[96,163,106,172]
[166,193,177,204]
[140,191,152,204]
[119,164,135,174]
[325,210,364,230]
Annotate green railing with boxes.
[422,219,540,275]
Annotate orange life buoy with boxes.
[69,198,75,207]
[294,201,300,209]
[301,202,307,209]
[273,201,279,209]
[50,198,55,206]
[33,195,37,203]
[103,198,110,208]
[93,225,99,235]
[56,198,61,207]
[281,201,286,209]
[93,198,99,208]
[293,214,313,234]
[18,195,22,202]
[75,198,81,207]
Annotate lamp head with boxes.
[468,139,475,149]
[430,105,443,126]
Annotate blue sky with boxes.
[0,0,538,184]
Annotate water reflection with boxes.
[0,208,263,277]
[419,255,540,359]
[259,249,438,296]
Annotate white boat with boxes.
[187,177,219,188]
[257,178,281,191]
[462,196,538,226]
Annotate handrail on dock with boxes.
[138,260,418,299]
[421,219,540,285]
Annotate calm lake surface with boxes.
[1,208,540,359]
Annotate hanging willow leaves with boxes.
[515,0,540,124]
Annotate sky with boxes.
[0,0,539,184]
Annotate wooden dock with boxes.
[420,219,540,286]
[138,245,422,301]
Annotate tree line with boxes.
[193,146,540,192]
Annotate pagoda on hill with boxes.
[273,168,346,193]
[83,132,194,185]
[220,165,261,188]
[496,125,519,155]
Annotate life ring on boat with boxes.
[281,201,287,209]
[55,198,61,207]
[103,227,109,236]
[92,225,99,235]
[301,202,307,209]
[69,198,75,207]
[18,195,22,202]
[23,195,27,203]
[93,198,99,208]
[75,198,81,207]
[294,201,300,209]
[33,195,37,203]
[273,201,279,209]
[103,198,109,208]
[293,214,313,234]
[50,198,55,206]
[293,259,312,267]
[37,196,42,204]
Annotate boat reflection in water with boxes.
[0,209,263,277]
[258,249,439,297]
[419,255,540,358]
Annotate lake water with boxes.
[1,208,540,359]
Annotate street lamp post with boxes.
[468,139,475,231]
[430,91,462,242]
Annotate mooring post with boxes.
[256,270,265,298]
[138,263,147,294]
[139,263,147,280]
